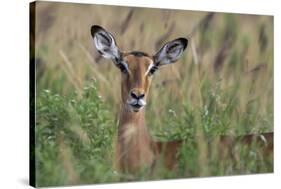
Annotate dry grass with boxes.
[33,1,273,186]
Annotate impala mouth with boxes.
[130,103,144,112]
[131,103,142,109]
[127,99,146,112]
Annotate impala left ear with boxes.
[91,25,121,62]
[153,38,188,66]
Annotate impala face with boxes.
[91,25,188,112]
[120,53,153,112]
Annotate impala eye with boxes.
[148,66,158,76]
[119,64,128,73]
[116,61,128,74]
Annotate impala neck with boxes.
[119,103,145,125]
[116,102,154,172]
[118,103,151,139]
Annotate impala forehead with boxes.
[123,54,154,74]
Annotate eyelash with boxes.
[148,66,158,76]
[116,61,128,74]
[117,62,158,76]
[119,64,128,73]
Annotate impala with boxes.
[90,25,273,174]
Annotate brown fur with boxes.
[153,140,183,170]
[90,25,273,175]
[115,54,182,173]
[218,132,273,159]
[114,54,273,174]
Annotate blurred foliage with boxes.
[36,82,118,186]
[33,1,273,187]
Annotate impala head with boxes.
[91,25,188,112]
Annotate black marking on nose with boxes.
[130,91,145,99]
[131,91,138,99]
[138,93,145,99]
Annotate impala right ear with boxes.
[153,38,188,66]
[91,25,121,62]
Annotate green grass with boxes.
[33,1,273,187]
[36,82,122,186]
[35,80,273,186]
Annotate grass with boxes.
[36,82,118,185]
[33,1,273,187]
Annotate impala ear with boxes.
[91,25,121,62]
[153,38,188,66]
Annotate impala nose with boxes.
[130,90,145,99]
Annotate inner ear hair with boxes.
[91,25,121,61]
[153,37,188,66]
[91,25,109,40]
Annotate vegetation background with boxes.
[33,1,273,187]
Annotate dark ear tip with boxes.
[178,37,188,49]
[91,25,104,37]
